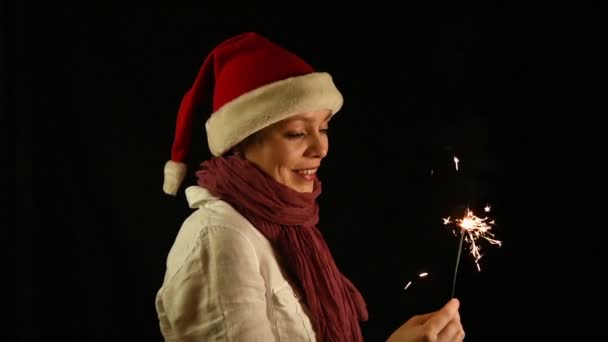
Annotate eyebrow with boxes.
[289,111,332,123]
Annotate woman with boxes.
[156,32,465,342]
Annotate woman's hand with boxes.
[386,298,465,342]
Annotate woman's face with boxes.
[240,109,331,193]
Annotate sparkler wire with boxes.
[451,229,465,298]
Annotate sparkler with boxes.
[443,207,502,297]
[441,155,501,297]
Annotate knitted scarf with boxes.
[196,155,368,342]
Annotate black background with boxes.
[12,1,603,341]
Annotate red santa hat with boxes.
[163,32,344,195]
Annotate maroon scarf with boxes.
[196,155,368,342]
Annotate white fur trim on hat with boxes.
[205,72,343,156]
[163,160,187,195]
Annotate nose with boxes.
[305,132,328,159]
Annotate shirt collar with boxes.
[185,186,219,208]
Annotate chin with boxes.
[294,185,314,193]
[283,176,313,193]
[284,182,309,193]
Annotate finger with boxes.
[437,313,465,342]
[451,330,466,342]
[406,312,435,326]
[409,298,460,326]
[422,299,460,336]
[449,323,466,342]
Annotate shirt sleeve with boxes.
[158,225,276,342]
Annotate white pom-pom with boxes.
[163,160,187,196]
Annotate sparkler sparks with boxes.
[445,206,502,298]
[404,281,412,291]
[444,207,502,271]
[453,156,460,171]
[404,272,430,291]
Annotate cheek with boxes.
[262,147,292,173]
[257,137,302,172]
[274,157,292,174]
[278,148,301,169]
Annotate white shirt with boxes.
[155,186,317,341]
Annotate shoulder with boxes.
[162,186,272,276]
[178,186,253,237]
[182,185,269,246]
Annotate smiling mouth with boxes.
[293,168,318,181]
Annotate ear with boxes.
[229,146,242,155]
[235,131,262,155]
[230,139,252,158]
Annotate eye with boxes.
[285,132,305,139]
[320,127,329,134]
